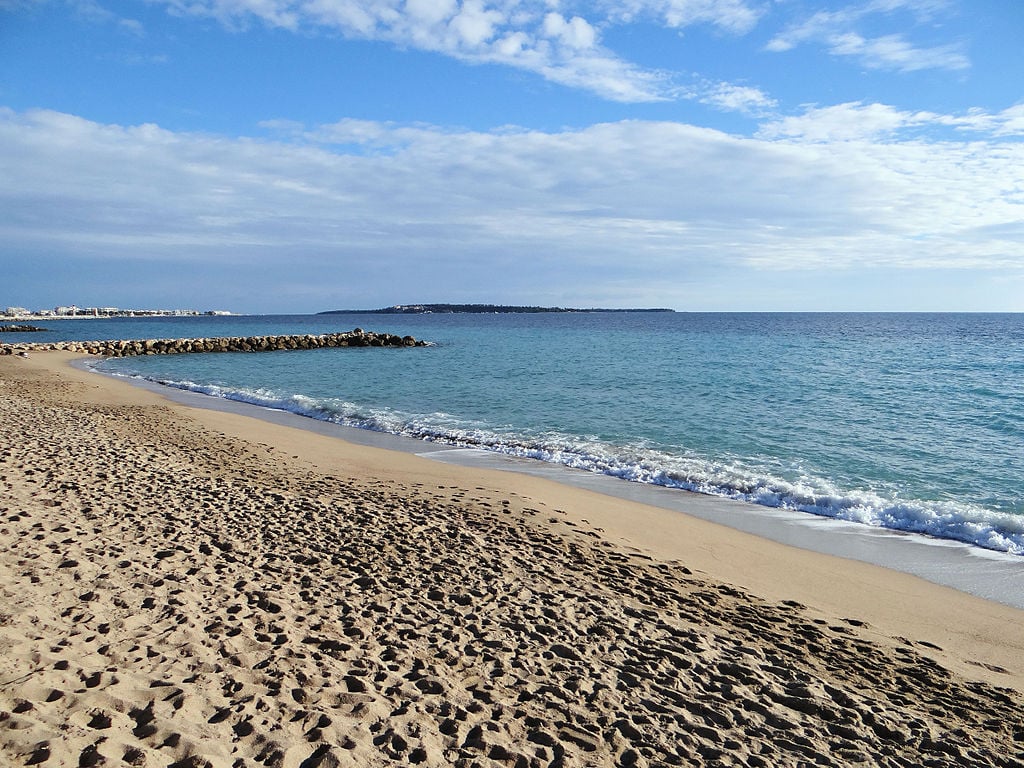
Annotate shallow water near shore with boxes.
[21,311,1023,568]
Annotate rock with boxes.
[0,324,47,332]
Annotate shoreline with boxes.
[3,351,1024,767]
[47,353,1024,672]
[86,357,1024,611]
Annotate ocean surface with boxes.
[10,312,1023,558]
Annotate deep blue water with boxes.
[10,312,1023,555]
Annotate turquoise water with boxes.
[14,312,1022,555]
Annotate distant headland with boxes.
[319,304,675,315]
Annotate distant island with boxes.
[319,304,675,315]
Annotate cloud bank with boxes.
[3,106,1022,308]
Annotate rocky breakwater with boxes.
[0,329,427,356]
[0,324,48,333]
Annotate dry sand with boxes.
[2,351,1023,768]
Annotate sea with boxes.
[8,312,1023,603]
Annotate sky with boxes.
[1,0,1023,313]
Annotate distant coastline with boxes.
[319,303,675,315]
[1,307,235,321]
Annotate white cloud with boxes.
[967,104,1024,137]
[448,0,503,47]
[147,0,649,99]
[829,31,968,71]
[759,101,1024,142]
[58,0,149,35]
[758,101,933,141]
[864,0,952,17]
[3,107,1023,305]
[766,1,969,72]
[143,0,767,102]
[542,12,596,50]
[405,0,457,26]
[493,29,529,56]
[698,82,776,114]
[606,0,763,34]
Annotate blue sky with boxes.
[2,0,1022,312]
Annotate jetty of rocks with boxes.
[0,329,427,357]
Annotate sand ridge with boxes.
[2,354,1024,767]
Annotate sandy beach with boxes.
[2,352,1024,768]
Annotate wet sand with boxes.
[2,352,1023,767]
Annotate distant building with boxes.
[2,304,226,318]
